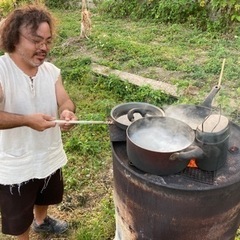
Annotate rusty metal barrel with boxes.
[112,122,240,240]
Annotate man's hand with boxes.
[25,113,56,131]
[59,109,77,131]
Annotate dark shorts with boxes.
[0,169,64,236]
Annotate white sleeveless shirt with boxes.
[0,53,67,185]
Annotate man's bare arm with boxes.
[0,111,56,131]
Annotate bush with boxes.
[201,0,240,31]
[0,0,15,17]
[98,0,240,32]
[0,0,81,12]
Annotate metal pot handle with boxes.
[201,85,220,108]
[169,145,204,162]
[127,108,147,122]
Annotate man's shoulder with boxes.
[0,53,9,69]
[41,61,60,79]
[0,53,7,61]
[42,61,59,70]
[43,60,54,67]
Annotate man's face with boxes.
[16,22,52,68]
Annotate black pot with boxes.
[126,116,203,175]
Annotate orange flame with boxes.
[188,159,198,168]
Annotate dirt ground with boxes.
[0,194,85,240]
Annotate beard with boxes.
[17,48,48,68]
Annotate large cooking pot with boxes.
[126,116,203,175]
[110,102,165,130]
[164,85,220,129]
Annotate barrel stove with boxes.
[110,122,240,240]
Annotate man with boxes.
[0,4,77,240]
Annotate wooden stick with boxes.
[53,120,109,124]
[218,58,226,88]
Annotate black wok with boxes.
[164,85,220,129]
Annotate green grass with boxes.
[53,9,240,118]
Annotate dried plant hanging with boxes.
[80,0,91,39]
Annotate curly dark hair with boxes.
[0,4,56,53]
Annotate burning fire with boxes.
[188,159,198,168]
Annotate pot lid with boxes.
[197,114,229,133]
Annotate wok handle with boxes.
[201,85,220,108]
[169,145,204,161]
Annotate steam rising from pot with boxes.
[127,117,194,152]
[164,105,212,130]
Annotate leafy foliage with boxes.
[98,0,240,32]
[0,0,82,12]
[0,0,15,16]
[199,0,240,30]
[1,0,239,32]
